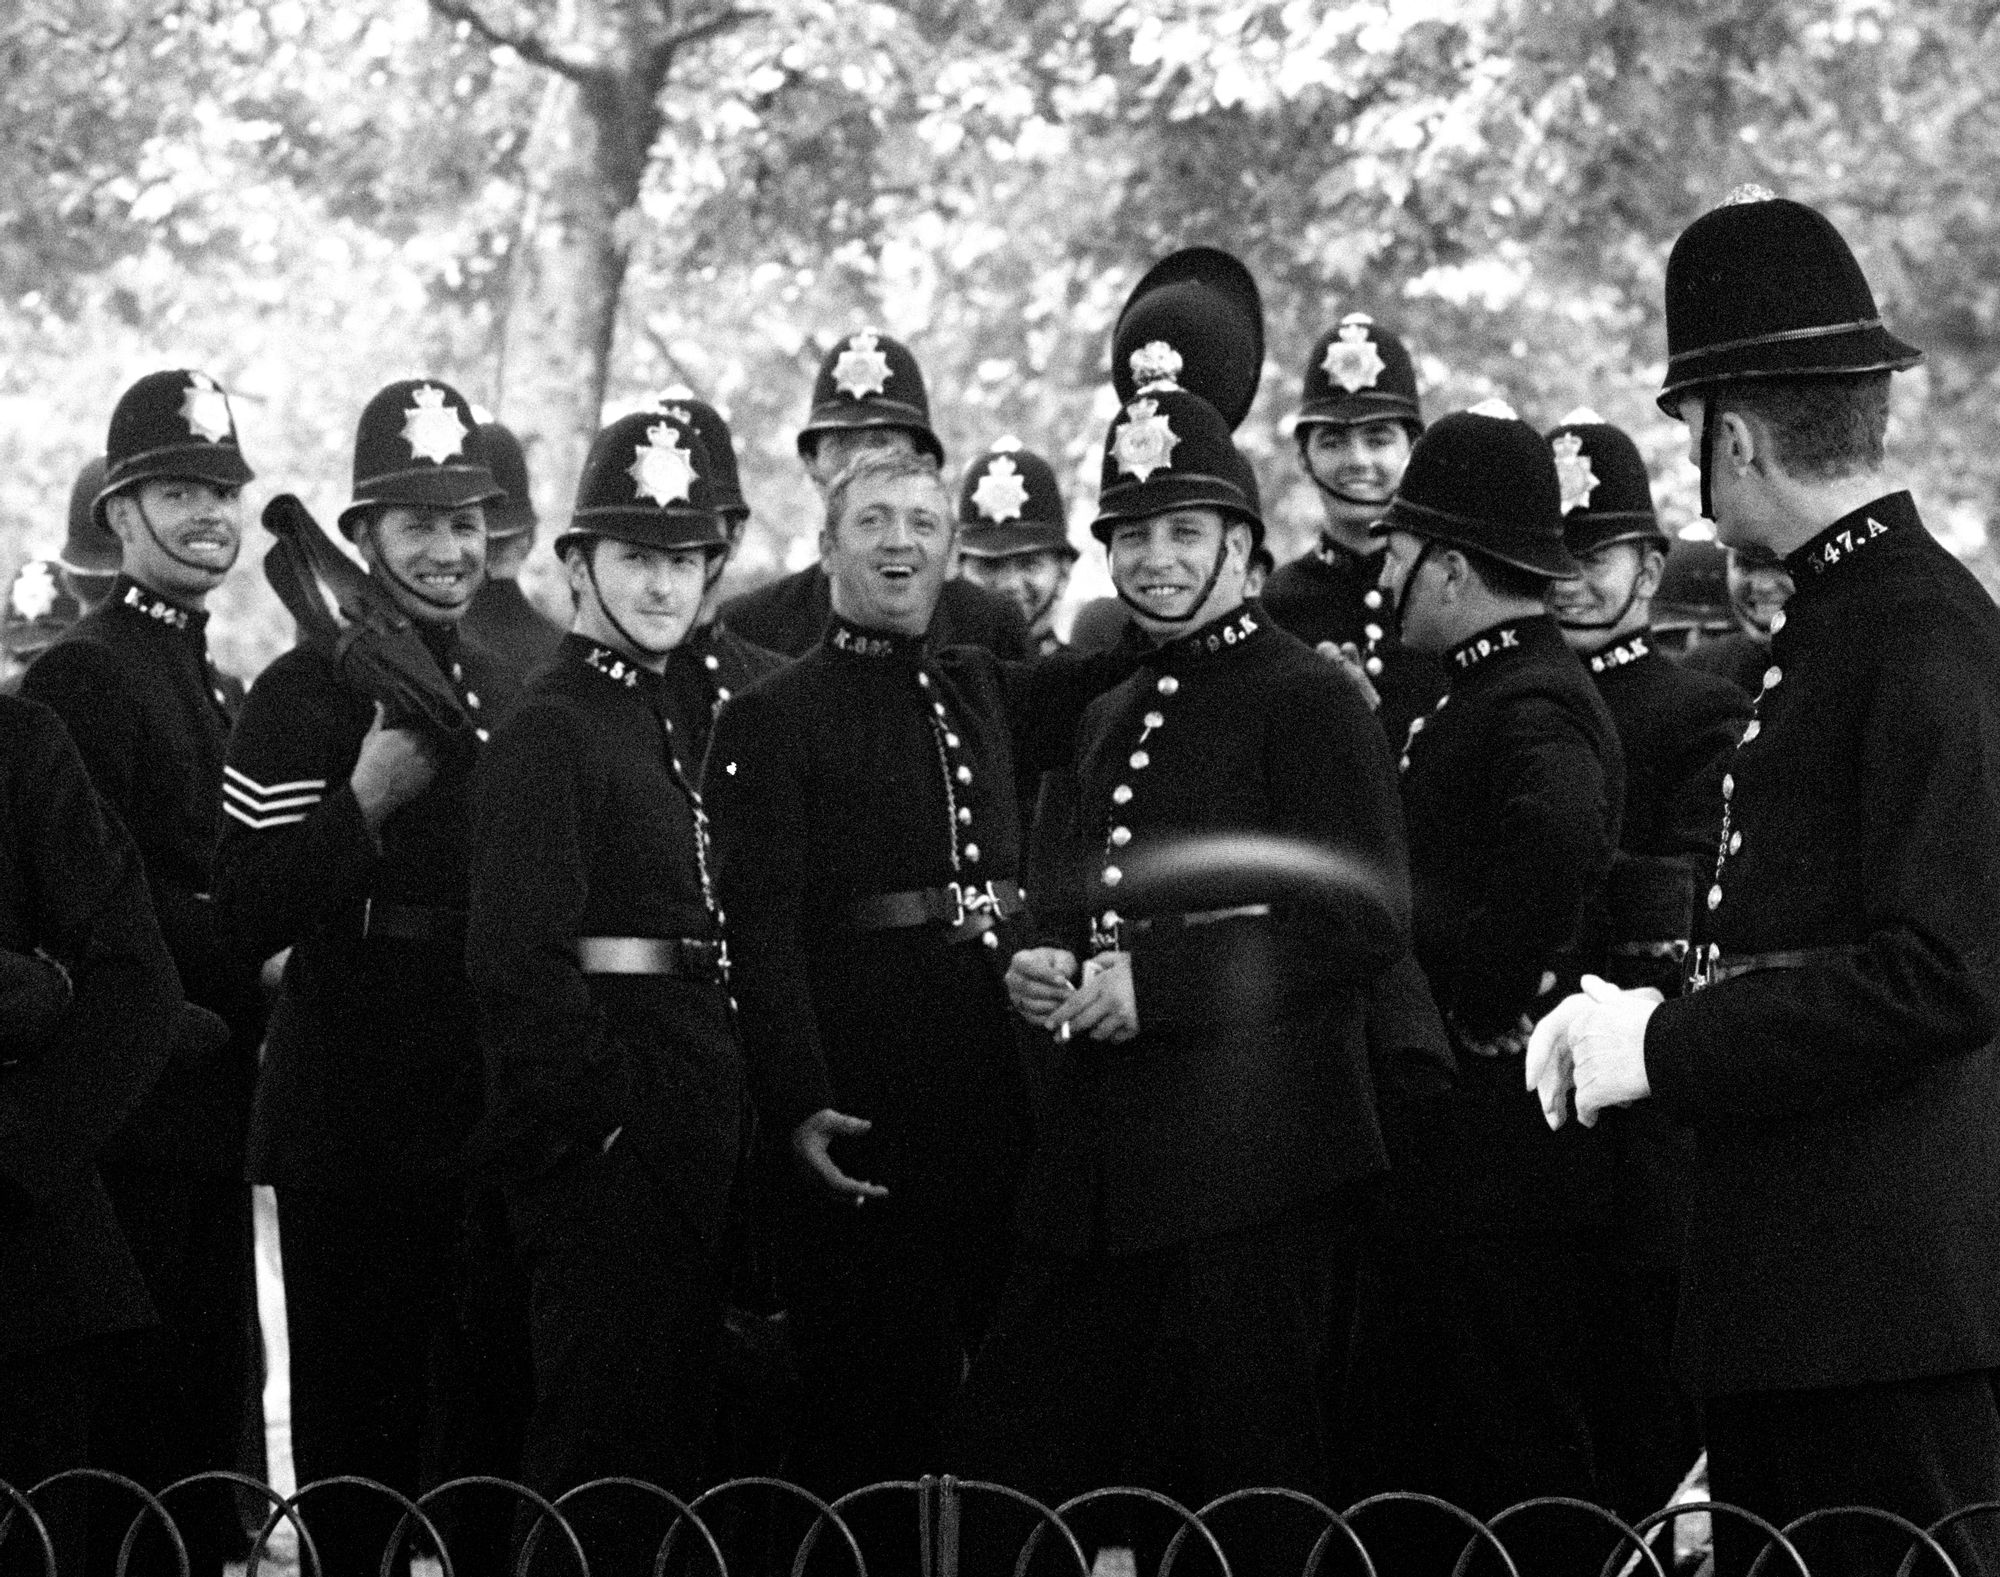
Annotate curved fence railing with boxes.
[1,1472,1993,1577]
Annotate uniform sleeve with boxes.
[0,706,179,1209]
[467,704,635,1163]
[213,653,380,962]
[702,685,836,1136]
[1647,620,2000,1124]
[1130,670,1411,1031]
[1423,693,1619,1039]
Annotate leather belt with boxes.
[356,899,466,946]
[1609,939,1689,961]
[576,936,727,982]
[1130,903,1274,935]
[1688,943,1862,992]
[847,879,1024,944]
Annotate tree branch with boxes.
[649,5,764,77]
[427,0,601,85]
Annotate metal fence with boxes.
[3,1472,1996,1577]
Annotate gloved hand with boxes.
[1526,974,1663,1130]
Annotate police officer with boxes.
[1682,541,1796,696]
[467,409,744,1573]
[216,378,513,1577]
[648,393,788,775]
[951,345,1410,1540]
[716,328,1028,657]
[1543,410,1751,1521]
[955,442,1078,657]
[1530,190,2000,1577]
[1650,537,1734,656]
[3,560,83,690]
[1344,403,1627,1563]
[0,695,181,1577]
[23,370,265,1577]
[462,420,567,679]
[702,447,1132,1552]
[60,455,122,616]
[1263,312,1447,746]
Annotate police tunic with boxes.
[21,577,258,1169]
[1680,627,1771,697]
[1648,493,2000,1398]
[1262,536,1447,748]
[719,563,1030,660]
[660,619,788,780]
[461,576,566,681]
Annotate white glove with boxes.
[1526,974,1663,1130]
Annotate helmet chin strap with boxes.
[359,519,473,615]
[584,547,678,659]
[1113,532,1232,628]
[1553,571,1646,635]
[1387,539,1435,641]
[132,494,237,579]
[1699,393,1719,524]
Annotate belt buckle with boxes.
[1687,943,1720,993]
[949,880,999,928]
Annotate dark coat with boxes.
[1024,602,1411,1256]
[1680,628,1771,698]
[702,616,1126,1223]
[0,696,181,1357]
[20,577,261,1172]
[661,619,789,780]
[1262,537,1448,750]
[215,621,516,1196]
[461,577,566,683]
[1644,492,2000,1397]
[719,563,1029,660]
[467,635,744,1245]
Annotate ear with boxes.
[562,541,595,600]
[1225,519,1254,567]
[1438,547,1470,603]
[102,492,140,547]
[1717,409,1759,474]
[1636,543,1668,600]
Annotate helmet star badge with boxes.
[1112,399,1179,483]
[971,456,1030,523]
[832,330,893,400]
[1129,340,1184,393]
[180,372,234,444]
[1552,432,1600,515]
[1322,316,1386,393]
[628,423,696,505]
[10,560,57,621]
[402,385,469,465]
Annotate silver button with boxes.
[466,691,480,709]
[1742,721,1760,744]
[1729,831,1742,854]
[1102,910,1121,928]
[957,807,972,825]
[1763,665,1782,690]
[1410,717,1426,735]
[1707,884,1722,911]
[717,687,732,701]
[705,654,721,671]
[1129,750,1150,769]
[1365,623,1383,642]
[214,689,227,704]
[476,727,491,742]
[1144,711,1164,729]
[956,765,972,784]
[981,930,999,949]
[1112,785,1133,804]
[1102,866,1122,887]
[1722,774,1734,800]
[1157,676,1179,695]
[933,702,947,717]
[1771,611,1786,634]
[945,733,960,748]
[1365,657,1383,676]
[1364,589,1384,610]
[918,672,931,687]
[964,843,981,863]
[1110,826,1131,846]
[452,663,464,680]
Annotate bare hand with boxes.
[1047,951,1139,1043]
[1316,640,1381,713]
[1006,947,1078,1023]
[791,1108,889,1202]
[351,703,437,831]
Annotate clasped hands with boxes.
[1005,947,1139,1044]
[1524,974,1662,1130]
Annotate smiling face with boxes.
[105,477,244,602]
[569,538,711,663]
[958,547,1073,633]
[1302,419,1414,538]
[1546,539,1662,644]
[1107,507,1249,634]
[357,503,488,624]
[821,468,956,636]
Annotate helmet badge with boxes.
[627,423,696,506]
[971,455,1030,523]
[832,329,893,400]
[180,371,234,444]
[402,385,469,465]
[1112,398,1179,483]
[1552,432,1600,515]
[1322,319,1386,393]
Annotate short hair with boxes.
[1463,549,1555,603]
[1715,372,1890,481]
[823,449,949,540]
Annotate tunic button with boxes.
[1102,910,1121,928]
[956,765,973,784]
[1157,676,1179,696]
[1365,624,1383,642]
[1129,750,1150,770]
[466,691,480,708]
[1707,884,1723,911]
[1398,756,1411,773]
[476,727,491,742]
[1364,589,1384,611]
[934,702,947,717]
[981,930,1000,949]
[1763,665,1782,690]
[1771,611,1787,634]
[1730,832,1742,854]
[945,733,960,748]
[1409,717,1426,735]
[452,663,464,680]
[1722,774,1734,800]
[705,654,721,671]
[1742,721,1760,743]
[213,689,227,705]
[717,687,732,701]
[918,672,931,687]
[1110,826,1132,846]
[964,843,981,863]
[958,807,972,825]
[1112,785,1133,805]
[1144,711,1165,729]
[1102,866,1122,887]
[1365,657,1383,676]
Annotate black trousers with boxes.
[87,1167,252,1577]
[0,1345,92,1577]
[1708,1370,2000,1577]
[948,1205,1341,1576]
[506,1140,722,1577]
[275,1184,462,1577]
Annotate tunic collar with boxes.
[568,633,660,694]
[1585,629,1654,675]
[1444,614,1561,682]
[112,575,205,636]
[1147,601,1271,671]
[1784,490,1919,586]
[1310,534,1386,576]
[824,614,925,664]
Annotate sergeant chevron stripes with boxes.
[223,765,327,830]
